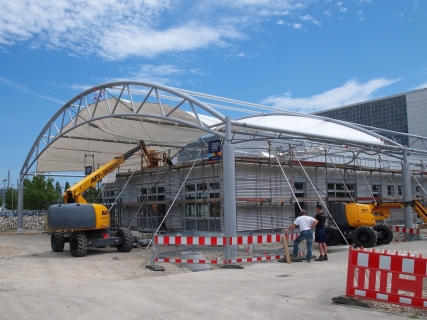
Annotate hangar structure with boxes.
[17,81,427,261]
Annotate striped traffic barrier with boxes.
[155,252,308,264]
[346,246,427,309]
[389,225,420,235]
[154,233,302,264]
[155,233,300,246]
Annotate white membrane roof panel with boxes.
[36,100,210,172]
[231,115,385,146]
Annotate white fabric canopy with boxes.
[36,99,213,173]
[229,115,385,146]
[34,100,387,174]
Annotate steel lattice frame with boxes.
[20,81,227,179]
[20,80,427,180]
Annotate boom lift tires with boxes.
[373,225,394,245]
[352,226,377,248]
[325,200,427,248]
[324,227,340,246]
[116,228,134,252]
[51,231,65,252]
[326,202,378,248]
[70,231,88,257]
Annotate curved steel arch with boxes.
[20,81,227,179]
[22,80,427,181]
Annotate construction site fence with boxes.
[346,246,427,310]
[152,232,303,265]
[152,225,426,265]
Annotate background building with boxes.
[313,87,427,151]
[109,137,426,235]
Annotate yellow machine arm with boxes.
[366,200,427,224]
[366,202,403,221]
[64,141,143,204]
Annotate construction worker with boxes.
[285,210,318,262]
[314,204,328,261]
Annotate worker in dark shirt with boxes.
[314,204,328,261]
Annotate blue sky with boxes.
[0,0,426,187]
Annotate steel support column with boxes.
[402,149,413,241]
[223,116,237,264]
[17,182,24,233]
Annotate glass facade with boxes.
[314,95,408,146]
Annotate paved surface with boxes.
[1,239,426,319]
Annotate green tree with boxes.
[23,176,58,210]
[64,181,71,191]
[5,187,18,210]
[85,186,103,204]
[55,181,63,203]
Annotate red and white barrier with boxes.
[155,235,227,246]
[155,233,300,246]
[155,252,308,264]
[346,246,427,309]
[389,225,420,235]
[154,233,303,264]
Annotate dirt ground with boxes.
[0,231,192,294]
[1,230,427,318]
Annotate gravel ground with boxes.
[1,217,427,318]
[0,230,191,294]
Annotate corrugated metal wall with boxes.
[110,150,426,233]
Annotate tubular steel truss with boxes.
[20,81,228,178]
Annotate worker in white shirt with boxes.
[285,210,318,263]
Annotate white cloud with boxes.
[216,0,302,15]
[0,0,309,60]
[0,75,65,104]
[356,11,363,14]
[324,10,333,17]
[261,78,401,113]
[339,7,348,12]
[277,20,285,25]
[97,23,242,60]
[299,14,321,26]
[68,63,206,89]
[412,83,427,90]
[122,64,189,86]
[292,23,302,29]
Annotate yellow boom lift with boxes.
[325,200,427,248]
[47,141,145,257]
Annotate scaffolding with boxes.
[107,138,427,237]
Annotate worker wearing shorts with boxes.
[314,204,328,261]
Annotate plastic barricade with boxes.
[346,246,427,309]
